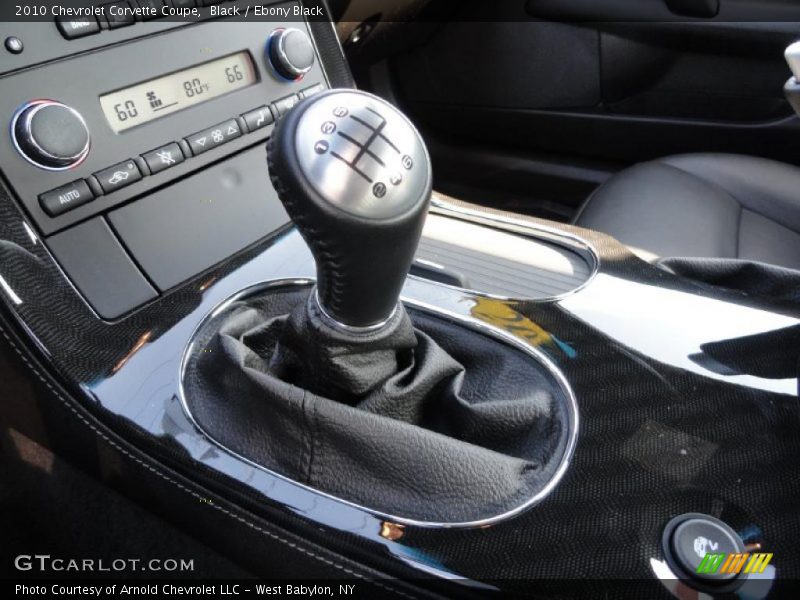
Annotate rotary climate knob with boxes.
[12,100,90,170]
[267,27,315,81]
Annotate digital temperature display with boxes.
[99,52,256,133]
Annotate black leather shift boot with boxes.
[183,286,572,523]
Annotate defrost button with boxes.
[272,94,300,117]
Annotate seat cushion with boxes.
[574,153,800,269]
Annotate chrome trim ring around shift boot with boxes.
[178,278,580,529]
[313,287,399,334]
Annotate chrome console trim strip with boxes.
[415,195,601,303]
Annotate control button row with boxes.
[56,1,236,39]
[39,142,183,217]
[35,94,298,219]
[183,83,320,157]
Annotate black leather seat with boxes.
[574,153,800,270]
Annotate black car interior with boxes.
[577,153,800,267]
[0,0,798,596]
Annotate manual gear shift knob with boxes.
[267,89,432,329]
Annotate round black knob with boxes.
[268,89,432,329]
[267,27,315,81]
[662,513,748,594]
[12,100,90,170]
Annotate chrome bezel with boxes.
[10,100,90,172]
[178,278,579,529]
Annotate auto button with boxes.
[39,180,94,217]
[94,160,142,194]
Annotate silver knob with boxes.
[294,90,429,220]
[267,28,315,81]
[785,41,800,81]
[11,100,90,171]
[268,89,432,329]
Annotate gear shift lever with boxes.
[186,89,570,521]
[268,89,432,329]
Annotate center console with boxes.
[0,2,797,597]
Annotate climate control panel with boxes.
[35,85,321,219]
[0,14,328,236]
[0,4,337,319]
